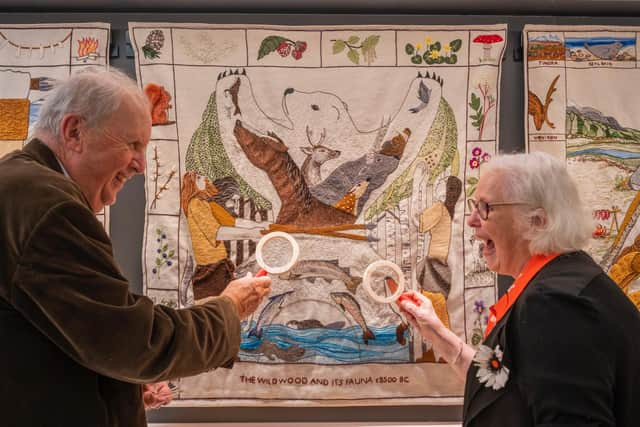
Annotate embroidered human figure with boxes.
[181,171,270,301]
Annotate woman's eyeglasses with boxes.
[467,198,527,220]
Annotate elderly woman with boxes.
[399,152,640,427]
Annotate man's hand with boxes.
[142,381,174,410]
[221,272,271,318]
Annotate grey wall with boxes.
[3,9,639,424]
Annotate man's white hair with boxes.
[34,67,149,138]
[483,151,592,255]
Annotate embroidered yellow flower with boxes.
[443,45,451,53]
[425,37,433,45]
[473,344,509,391]
[416,43,423,50]
[429,50,440,59]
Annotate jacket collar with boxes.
[23,138,64,175]
[23,138,93,210]
[462,308,513,426]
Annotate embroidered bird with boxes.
[528,74,560,131]
[334,178,370,216]
[409,80,432,114]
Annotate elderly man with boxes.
[0,68,271,426]
[399,152,640,427]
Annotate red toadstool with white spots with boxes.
[473,34,504,62]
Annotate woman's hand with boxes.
[398,290,474,379]
[397,291,443,341]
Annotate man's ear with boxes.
[60,113,84,153]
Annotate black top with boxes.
[463,251,640,427]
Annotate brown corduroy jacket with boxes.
[0,139,241,427]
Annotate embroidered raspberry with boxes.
[291,49,303,60]
[276,41,291,57]
[295,41,307,52]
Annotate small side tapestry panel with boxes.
[524,24,640,312]
[0,23,111,229]
[131,23,507,406]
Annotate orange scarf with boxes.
[484,253,560,338]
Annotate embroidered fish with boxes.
[244,340,306,362]
[330,292,375,344]
[384,277,409,345]
[248,290,294,338]
[279,259,363,294]
[528,74,560,131]
[286,319,345,330]
[224,76,241,116]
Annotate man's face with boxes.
[466,172,531,278]
[71,95,151,212]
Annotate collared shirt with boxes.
[485,253,560,338]
[54,154,70,178]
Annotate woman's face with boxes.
[466,172,532,278]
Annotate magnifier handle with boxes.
[397,291,423,307]
[255,269,268,278]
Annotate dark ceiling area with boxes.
[2,0,640,16]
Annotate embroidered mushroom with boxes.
[473,34,504,62]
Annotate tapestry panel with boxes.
[0,23,111,228]
[131,23,507,405]
[524,24,640,311]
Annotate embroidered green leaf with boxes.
[361,35,380,65]
[467,177,478,185]
[362,35,380,50]
[450,39,463,52]
[411,54,422,64]
[185,90,272,211]
[348,35,360,44]
[431,41,441,51]
[347,49,360,64]
[405,43,415,55]
[365,97,459,219]
[257,35,288,60]
[470,93,481,110]
[332,39,346,54]
[168,250,175,258]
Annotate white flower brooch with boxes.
[473,344,510,390]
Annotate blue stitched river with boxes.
[569,148,640,159]
[239,322,410,364]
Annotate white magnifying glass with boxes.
[255,231,300,277]
[362,260,406,304]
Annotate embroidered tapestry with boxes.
[131,22,506,405]
[0,23,111,228]
[524,25,640,311]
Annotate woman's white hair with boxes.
[34,67,149,138]
[483,151,592,255]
